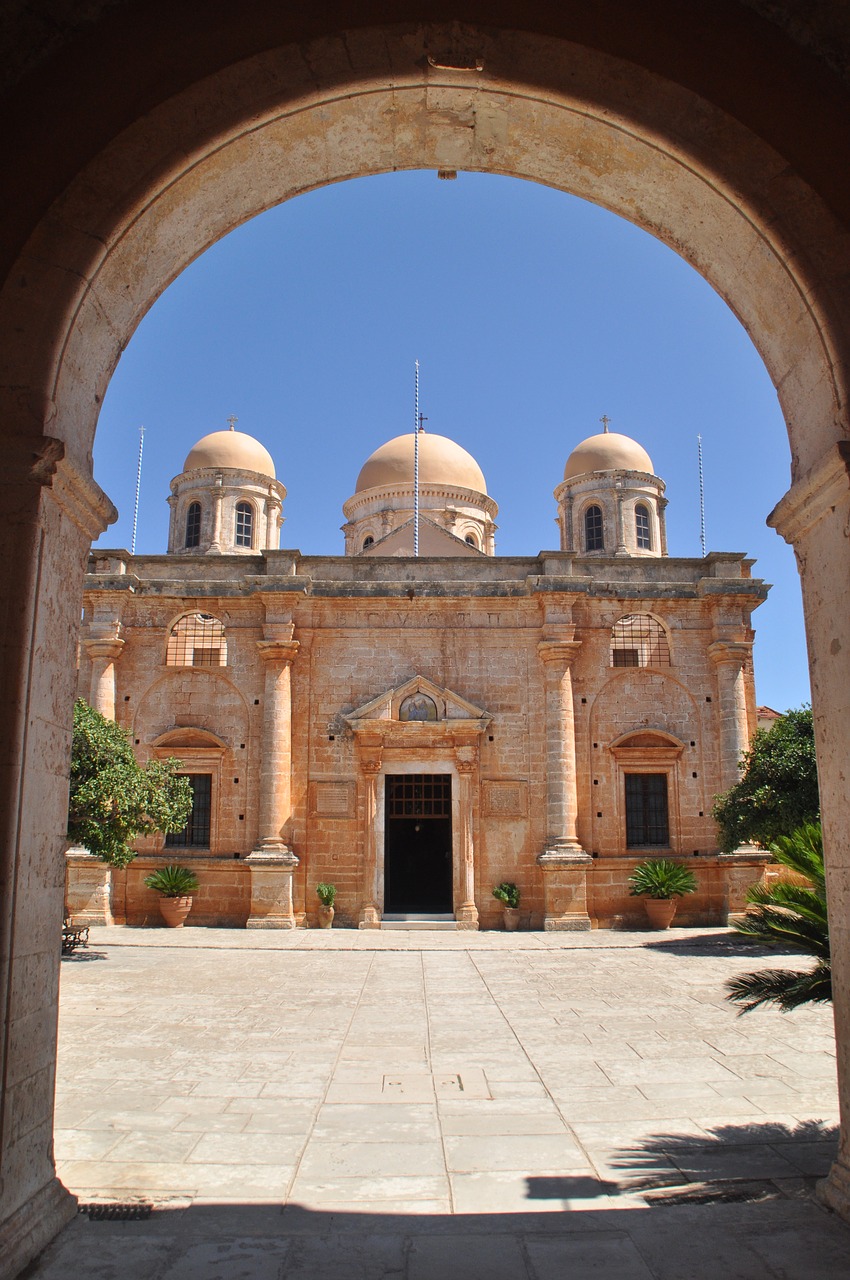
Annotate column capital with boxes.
[708,639,750,667]
[83,637,125,663]
[537,639,582,668]
[256,639,299,666]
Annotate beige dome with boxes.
[564,431,653,481]
[183,429,276,479]
[356,432,486,494]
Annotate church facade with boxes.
[69,421,769,930]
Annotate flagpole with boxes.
[414,360,420,558]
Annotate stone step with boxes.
[381,913,457,931]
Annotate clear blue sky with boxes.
[93,170,809,713]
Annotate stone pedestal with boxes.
[245,849,299,928]
[64,847,114,925]
[718,848,772,924]
[537,848,594,930]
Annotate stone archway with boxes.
[4,10,850,1275]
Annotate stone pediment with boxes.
[344,674,491,734]
[362,516,483,558]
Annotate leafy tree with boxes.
[712,707,819,852]
[67,698,193,868]
[726,822,831,1013]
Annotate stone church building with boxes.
[70,420,769,931]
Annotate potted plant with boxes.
[492,882,521,931]
[628,858,697,929]
[316,882,336,928]
[143,863,199,928]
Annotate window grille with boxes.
[635,504,651,550]
[625,773,669,847]
[185,502,201,549]
[166,614,227,667]
[611,614,670,667]
[386,774,451,817]
[362,536,374,549]
[235,501,254,548]
[585,504,604,551]
[165,773,212,848]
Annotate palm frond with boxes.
[726,963,832,1014]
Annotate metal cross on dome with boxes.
[599,414,611,433]
[227,414,238,431]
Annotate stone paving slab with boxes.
[24,927,850,1277]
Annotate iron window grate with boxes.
[611,613,670,667]
[625,773,669,847]
[166,773,212,848]
[166,613,227,667]
[386,774,451,817]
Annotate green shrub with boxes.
[628,859,697,900]
[144,864,199,898]
[492,882,520,909]
[316,882,336,907]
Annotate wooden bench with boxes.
[62,919,89,955]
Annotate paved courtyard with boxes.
[28,926,850,1278]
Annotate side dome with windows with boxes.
[342,429,498,557]
[555,425,666,559]
[166,421,286,556]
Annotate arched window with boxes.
[166,613,227,667]
[611,614,671,668]
[185,502,201,548]
[635,503,652,550]
[584,504,604,551]
[465,533,478,548]
[362,535,374,550]
[235,501,254,548]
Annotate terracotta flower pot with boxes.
[503,906,521,932]
[159,896,193,928]
[644,898,677,929]
[318,904,334,929]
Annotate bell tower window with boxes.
[584,504,604,552]
[362,536,374,550]
[185,502,201,549]
[235,501,254,548]
[635,504,651,550]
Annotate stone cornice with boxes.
[39,444,117,538]
[768,441,850,544]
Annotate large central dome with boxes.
[563,431,653,481]
[183,429,276,479]
[355,432,487,494]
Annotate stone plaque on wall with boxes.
[312,781,355,817]
[483,780,527,817]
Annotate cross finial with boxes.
[418,412,428,434]
[227,414,238,432]
[599,414,611,433]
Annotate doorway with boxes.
[384,774,453,913]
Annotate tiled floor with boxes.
[27,926,850,1277]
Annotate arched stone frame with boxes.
[6,12,850,1268]
[233,496,257,550]
[580,498,608,553]
[147,727,227,855]
[633,500,654,552]
[609,729,686,856]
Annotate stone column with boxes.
[64,847,114,926]
[615,492,627,555]
[537,638,592,929]
[265,488,282,550]
[208,472,224,553]
[717,850,772,925]
[708,640,751,792]
[769,441,850,1223]
[658,496,669,555]
[454,752,479,930]
[0,439,115,1279]
[84,636,124,720]
[358,759,382,928]
[246,637,299,927]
